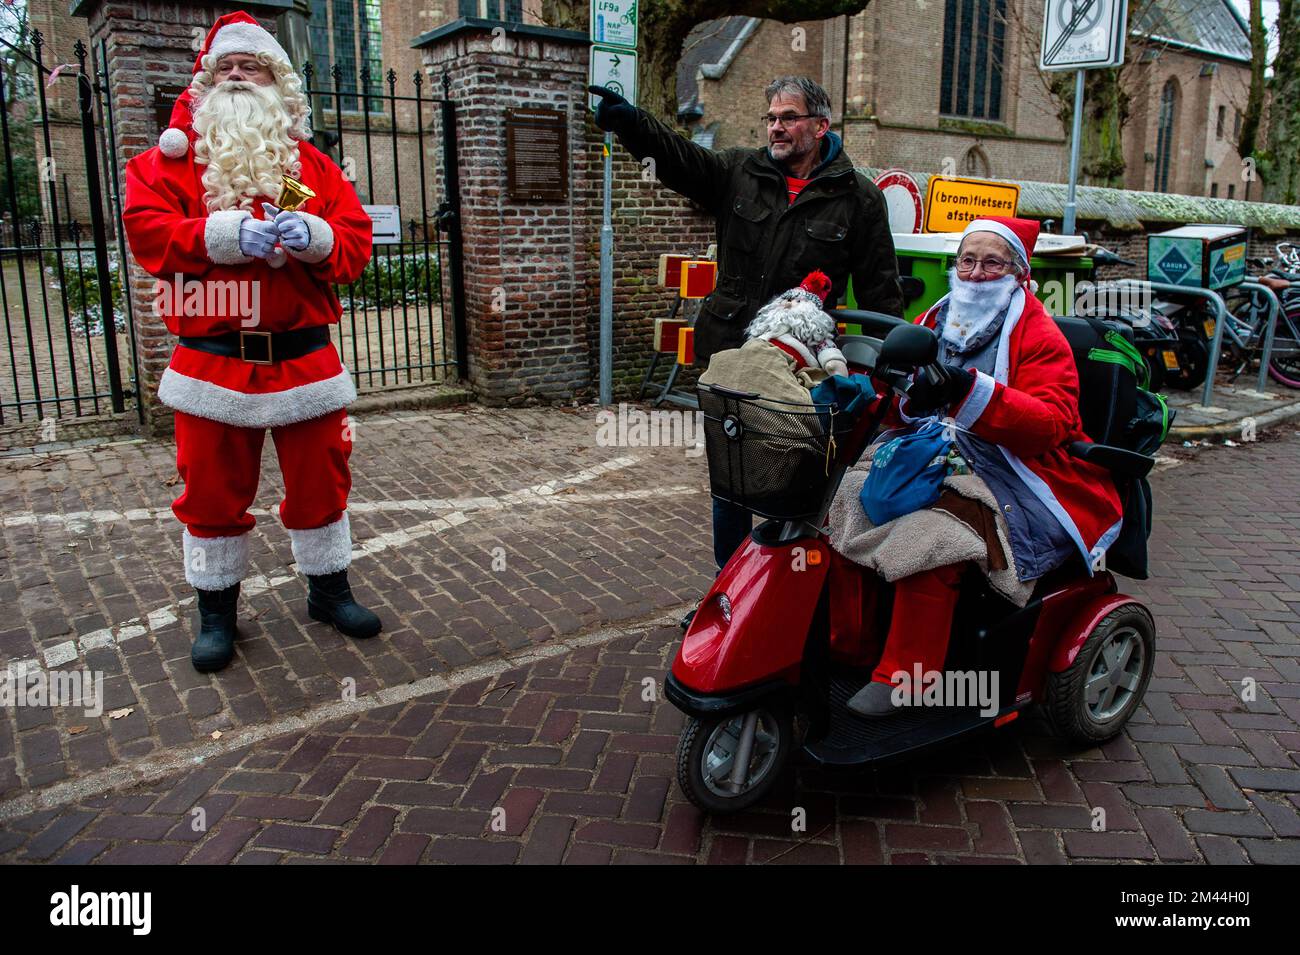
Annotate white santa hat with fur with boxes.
[157,10,293,160]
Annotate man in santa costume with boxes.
[123,11,381,672]
[844,215,1124,716]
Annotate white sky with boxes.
[1227,0,1280,61]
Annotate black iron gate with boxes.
[0,32,138,432]
[302,62,466,390]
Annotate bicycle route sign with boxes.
[1040,0,1128,71]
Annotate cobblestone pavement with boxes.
[0,411,1298,864]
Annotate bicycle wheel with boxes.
[1267,311,1300,388]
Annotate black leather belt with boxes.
[178,327,331,365]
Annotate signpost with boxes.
[1040,0,1127,235]
[362,205,402,245]
[590,2,638,406]
[922,176,1020,233]
[874,169,924,234]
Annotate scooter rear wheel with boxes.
[1044,605,1156,744]
[676,708,792,813]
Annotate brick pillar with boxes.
[416,20,596,405]
[74,0,294,435]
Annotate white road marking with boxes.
[14,449,700,671]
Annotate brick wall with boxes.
[1123,50,1252,199]
[692,18,827,148]
[420,24,599,405]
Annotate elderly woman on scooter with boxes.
[833,216,1124,717]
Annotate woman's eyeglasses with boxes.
[955,254,1015,275]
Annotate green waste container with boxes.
[841,233,1095,321]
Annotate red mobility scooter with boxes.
[666,310,1162,812]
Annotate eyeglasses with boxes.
[762,112,818,128]
[955,254,1015,275]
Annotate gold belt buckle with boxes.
[239,330,273,365]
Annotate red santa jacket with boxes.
[899,287,1125,570]
[123,136,372,429]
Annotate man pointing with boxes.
[591,75,903,594]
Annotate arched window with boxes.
[940,0,1008,120]
[962,146,991,178]
[1153,79,1179,193]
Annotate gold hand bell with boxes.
[276,174,316,212]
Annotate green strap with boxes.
[1087,332,1151,390]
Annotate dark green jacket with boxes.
[611,109,903,363]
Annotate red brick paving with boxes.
[0,413,1298,863]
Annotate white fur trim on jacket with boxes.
[205,210,254,265]
[158,366,357,429]
[769,333,818,369]
[288,512,353,575]
[288,212,335,264]
[816,344,846,371]
[159,127,189,158]
[954,369,996,429]
[207,21,291,69]
[183,529,250,589]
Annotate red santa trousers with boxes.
[871,563,964,686]
[172,408,353,589]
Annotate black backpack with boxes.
[1054,316,1175,580]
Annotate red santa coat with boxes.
[123,115,372,430]
[901,287,1125,570]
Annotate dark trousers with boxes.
[712,498,753,570]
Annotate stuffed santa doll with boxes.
[123,10,381,673]
[743,271,848,377]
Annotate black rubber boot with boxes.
[192,584,240,673]
[307,570,382,639]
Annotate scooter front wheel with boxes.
[676,708,792,813]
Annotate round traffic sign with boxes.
[874,168,923,234]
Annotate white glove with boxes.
[238,217,280,259]
[262,202,310,252]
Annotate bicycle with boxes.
[1217,252,1300,388]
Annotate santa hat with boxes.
[789,270,832,307]
[157,11,293,159]
[960,216,1040,281]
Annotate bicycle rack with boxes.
[1238,281,1282,394]
[1112,280,1228,407]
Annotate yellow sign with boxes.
[922,176,1021,233]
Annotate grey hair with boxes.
[764,76,832,119]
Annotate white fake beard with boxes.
[942,270,1019,352]
[192,80,300,212]
[745,296,835,349]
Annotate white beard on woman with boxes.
[942,269,1019,353]
[191,79,301,212]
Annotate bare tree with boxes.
[541,0,873,121]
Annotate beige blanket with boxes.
[827,455,1034,607]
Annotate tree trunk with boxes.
[541,0,871,123]
[1262,0,1300,204]
[1238,0,1266,163]
[1050,67,1129,188]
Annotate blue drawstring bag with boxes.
[860,419,953,525]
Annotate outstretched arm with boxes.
[590,85,731,215]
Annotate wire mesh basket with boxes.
[698,384,856,520]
